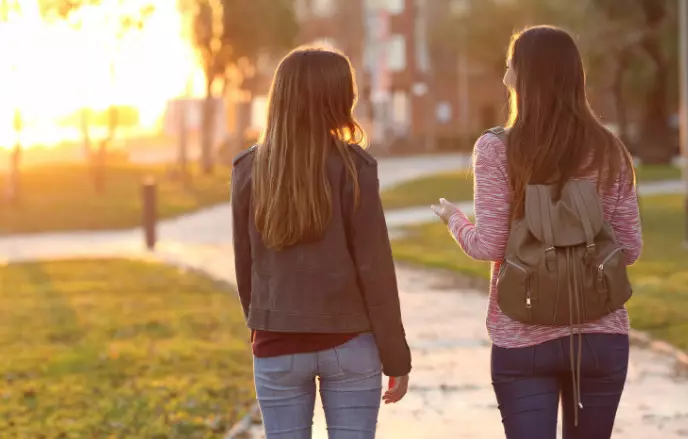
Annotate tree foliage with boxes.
[189,0,297,91]
[433,0,680,162]
[187,0,298,174]
[38,0,156,192]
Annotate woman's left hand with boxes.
[431,198,461,224]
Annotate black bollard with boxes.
[142,177,157,251]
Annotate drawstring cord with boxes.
[566,248,584,426]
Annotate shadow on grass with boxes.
[0,258,253,437]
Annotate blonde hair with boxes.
[252,47,366,250]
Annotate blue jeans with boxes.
[492,333,629,439]
[254,333,382,439]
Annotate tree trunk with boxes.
[636,45,673,163]
[228,93,251,159]
[636,0,673,164]
[91,142,107,194]
[177,99,190,188]
[6,143,21,205]
[200,77,215,175]
[80,108,93,161]
[91,105,118,194]
[613,48,633,149]
[7,108,22,204]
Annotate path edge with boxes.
[393,261,688,374]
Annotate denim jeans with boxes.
[254,333,382,439]
[492,333,629,439]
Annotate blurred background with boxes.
[0,0,684,182]
[0,1,686,438]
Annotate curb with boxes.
[628,330,688,374]
[224,403,263,439]
[397,261,688,375]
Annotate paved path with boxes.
[1,153,687,438]
[0,153,471,259]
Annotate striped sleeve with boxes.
[609,169,643,265]
[447,134,511,262]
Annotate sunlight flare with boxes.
[0,0,206,149]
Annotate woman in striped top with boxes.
[433,26,642,438]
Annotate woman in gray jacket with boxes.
[231,46,412,439]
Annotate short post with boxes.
[142,177,157,251]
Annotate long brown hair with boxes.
[505,26,634,219]
[252,47,365,250]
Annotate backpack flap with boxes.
[524,181,604,248]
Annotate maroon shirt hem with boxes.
[252,330,360,358]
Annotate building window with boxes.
[391,91,410,132]
[312,0,336,17]
[387,35,406,72]
[385,0,405,14]
[414,0,429,72]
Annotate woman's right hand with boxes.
[383,374,409,404]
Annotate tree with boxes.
[6,109,22,205]
[635,0,674,163]
[433,0,679,163]
[39,0,154,193]
[188,0,298,175]
[1,0,21,204]
[432,0,586,78]
[585,0,677,162]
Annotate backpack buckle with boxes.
[545,247,557,271]
[584,244,596,265]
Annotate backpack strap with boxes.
[484,126,507,145]
[570,184,597,263]
[535,185,557,271]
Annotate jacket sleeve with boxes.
[231,166,252,321]
[345,162,412,377]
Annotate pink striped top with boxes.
[448,133,643,348]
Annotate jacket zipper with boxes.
[597,248,622,282]
[506,260,532,310]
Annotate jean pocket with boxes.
[491,345,536,384]
[335,333,382,375]
[584,334,629,375]
[254,355,295,380]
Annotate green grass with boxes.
[392,194,688,351]
[634,164,682,182]
[381,163,681,210]
[0,163,232,234]
[381,169,474,210]
[0,259,253,438]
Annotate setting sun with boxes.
[0,0,206,149]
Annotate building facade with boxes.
[232,0,507,154]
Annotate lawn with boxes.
[381,169,474,210]
[392,194,688,351]
[0,162,232,234]
[380,163,681,210]
[0,259,253,438]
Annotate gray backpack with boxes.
[487,127,633,326]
